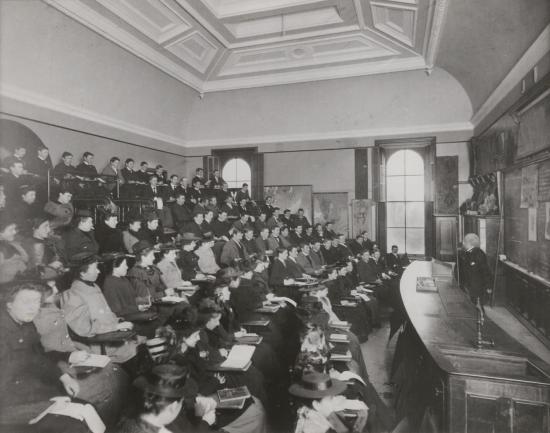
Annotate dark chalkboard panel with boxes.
[517,91,550,159]
[504,159,550,281]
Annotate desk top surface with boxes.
[401,260,550,384]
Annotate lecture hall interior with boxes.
[1,1,550,432]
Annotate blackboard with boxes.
[517,91,550,159]
[504,159,550,281]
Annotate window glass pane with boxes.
[406,202,425,227]
[387,176,405,201]
[404,150,424,175]
[386,151,405,175]
[405,175,424,201]
[406,228,425,254]
[222,158,251,190]
[387,228,405,253]
[386,202,405,227]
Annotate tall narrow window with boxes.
[386,149,425,254]
[222,158,252,190]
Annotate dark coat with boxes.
[177,250,200,281]
[455,247,492,301]
[357,259,380,284]
[269,258,291,285]
[171,203,193,230]
[63,228,99,257]
[102,275,140,316]
[286,258,305,278]
[96,224,125,253]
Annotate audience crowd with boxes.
[0,147,410,433]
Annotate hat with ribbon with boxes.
[289,372,346,399]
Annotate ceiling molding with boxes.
[44,0,204,91]
[204,55,426,91]
[184,121,473,148]
[423,0,449,74]
[0,83,187,150]
[471,23,550,127]
[371,1,418,48]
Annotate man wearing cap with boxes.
[95,211,124,254]
[182,210,204,238]
[220,229,248,267]
[63,210,99,258]
[44,188,74,229]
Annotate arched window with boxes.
[386,149,425,254]
[222,158,252,190]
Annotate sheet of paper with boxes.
[220,345,256,369]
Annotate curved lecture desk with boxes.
[400,260,550,433]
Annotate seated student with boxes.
[53,151,75,182]
[171,192,193,232]
[254,227,272,257]
[101,156,125,192]
[233,213,252,233]
[0,281,90,432]
[1,145,26,173]
[191,168,206,189]
[32,266,130,425]
[96,211,125,254]
[312,223,324,242]
[155,165,167,185]
[187,178,203,205]
[303,225,314,244]
[195,235,221,276]
[63,210,99,258]
[385,244,409,276]
[241,227,260,257]
[12,185,40,231]
[167,314,268,433]
[122,214,142,253]
[296,243,320,276]
[211,210,232,241]
[120,158,136,183]
[323,222,337,239]
[116,364,192,433]
[3,158,28,207]
[208,168,224,190]
[279,226,293,249]
[76,151,99,177]
[269,248,297,300]
[177,232,205,281]
[165,174,180,202]
[193,197,209,215]
[138,212,163,246]
[291,208,311,229]
[289,224,306,246]
[236,198,249,219]
[128,240,169,304]
[142,174,162,201]
[334,233,353,262]
[220,229,247,267]
[24,215,64,269]
[44,187,74,230]
[0,216,29,283]
[349,233,367,256]
[254,210,268,235]
[201,209,215,237]
[156,243,192,294]
[321,237,338,266]
[309,239,327,272]
[182,210,205,238]
[279,209,293,228]
[61,252,138,363]
[361,231,374,252]
[234,183,250,203]
[356,249,392,306]
[266,207,282,231]
[267,225,282,251]
[220,195,239,220]
[286,245,309,279]
[206,196,219,217]
[135,161,150,187]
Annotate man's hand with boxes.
[60,374,80,398]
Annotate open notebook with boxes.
[220,345,256,370]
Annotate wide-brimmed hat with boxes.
[133,364,188,398]
[132,240,158,255]
[14,265,67,283]
[68,251,100,267]
[288,372,346,399]
[180,232,201,242]
[99,252,131,262]
[159,242,180,252]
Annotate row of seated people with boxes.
[0,212,400,432]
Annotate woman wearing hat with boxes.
[61,252,139,364]
[23,215,64,269]
[123,215,142,254]
[0,215,29,283]
[31,265,131,427]
[156,243,193,297]
[0,280,90,432]
[102,253,162,338]
[168,309,268,433]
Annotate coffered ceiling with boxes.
[44,0,448,93]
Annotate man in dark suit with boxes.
[286,245,307,278]
[191,168,205,188]
[63,210,99,257]
[235,183,251,204]
[291,208,310,229]
[321,237,338,266]
[334,233,353,262]
[385,245,409,276]
[261,195,276,219]
[269,247,292,286]
[280,209,293,228]
[211,210,232,240]
[254,227,272,257]
[242,228,261,257]
[289,224,306,246]
[182,210,204,238]
[349,234,366,256]
[171,192,193,231]
[208,169,224,190]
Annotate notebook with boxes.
[70,354,110,368]
[217,386,251,404]
[220,345,256,370]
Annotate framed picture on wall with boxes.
[352,199,375,238]
[263,185,313,220]
[313,192,349,236]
